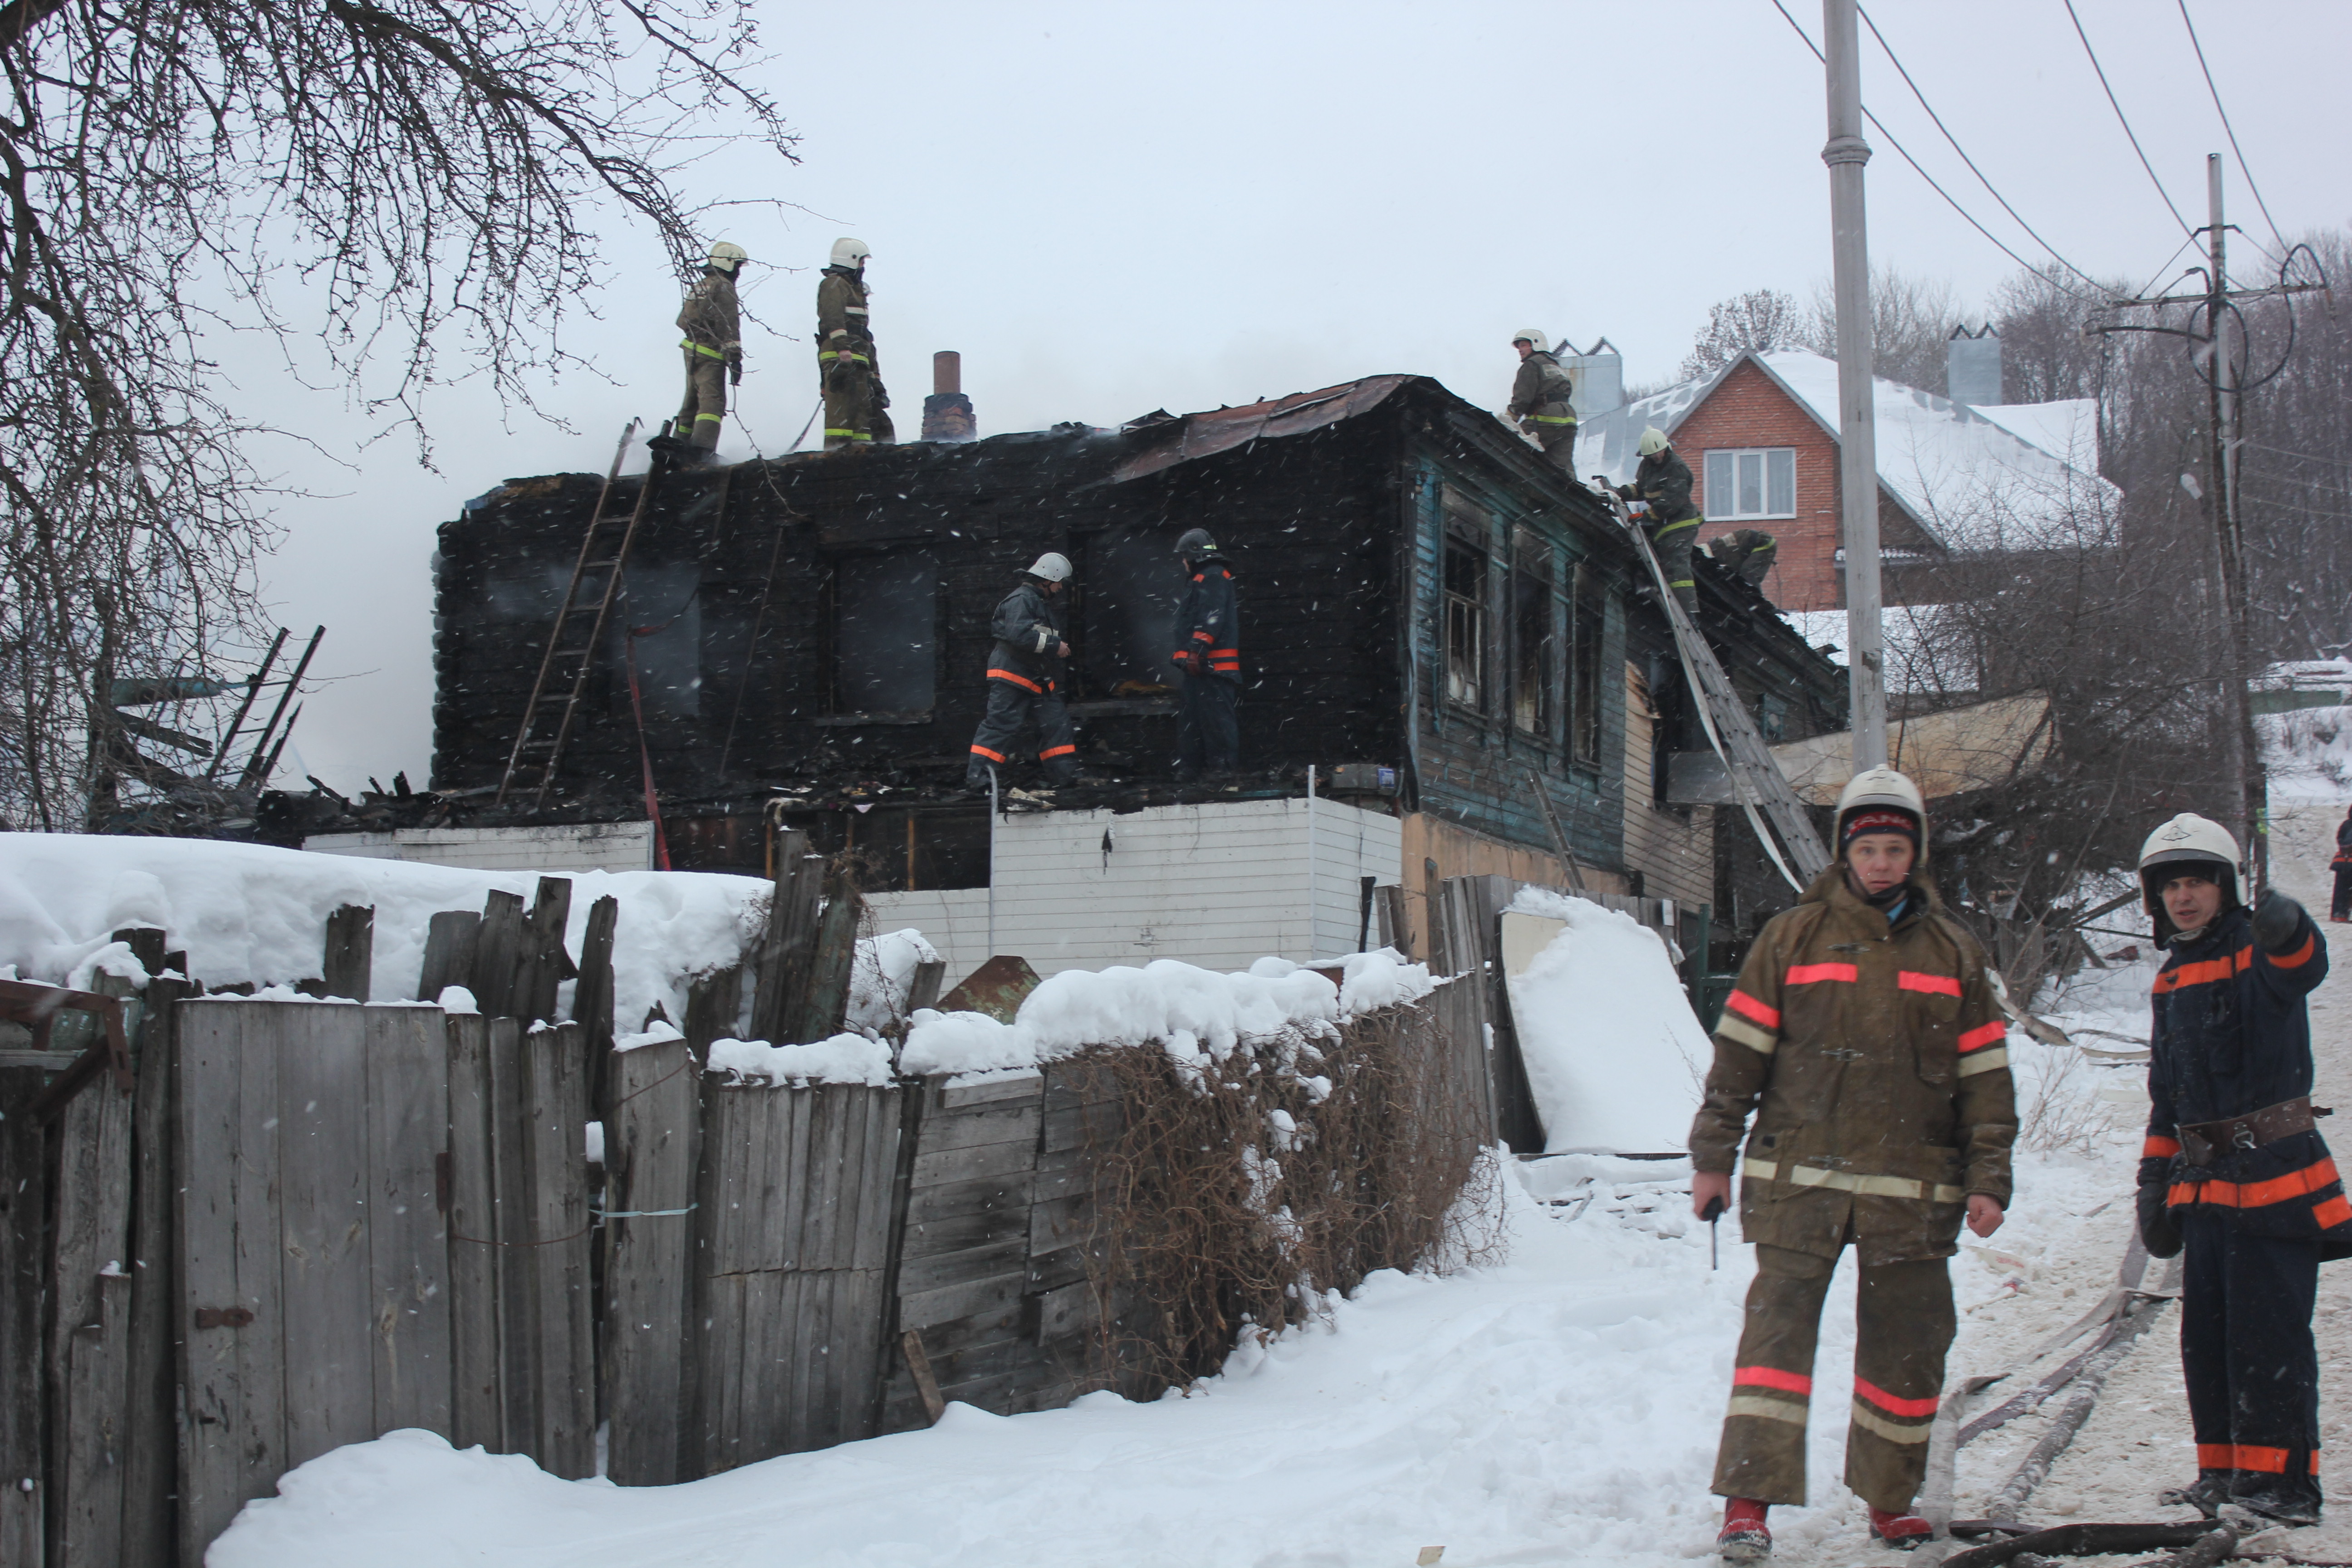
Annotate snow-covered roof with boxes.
[1582,351,2116,554]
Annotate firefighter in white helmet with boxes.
[674,241,748,460]
[817,238,893,451]
[1619,426,1703,614]
[1691,767,2015,1560]
[2135,813,2342,1526]
[1507,328,1579,474]
[967,553,1079,792]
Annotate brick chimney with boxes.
[921,351,977,442]
[1945,324,2002,407]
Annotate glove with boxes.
[729,359,742,387]
[2253,888,2307,953]
[2138,1177,2183,1258]
[1614,483,1635,501]
[875,385,890,410]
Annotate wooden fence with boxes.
[0,854,1493,1565]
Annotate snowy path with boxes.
[214,817,2352,1567]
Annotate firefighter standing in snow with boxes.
[1618,427,1702,614]
[1507,329,1579,473]
[2328,804,2352,922]
[818,237,892,451]
[1690,768,2016,1561]
[966,554,1079,792]
[2135,813,2344,1527]
[1171,528,1240,779]
[675,241,747,456]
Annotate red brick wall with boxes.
[1673,361,1845,611]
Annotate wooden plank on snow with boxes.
[320,903,375,1002]
[416,910,482,1003]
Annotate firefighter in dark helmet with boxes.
[2135,813,2343,1528]
[1691,767,2015,1561]
[1170,527,1240,780]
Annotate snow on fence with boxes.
[0,838,1488,1564]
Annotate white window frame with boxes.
[1703,447,1797,521]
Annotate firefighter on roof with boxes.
[1690,768,2015,1561]
[1707,528,1779,591]
[1618,427,1702,615]
[675,241,747,458]
[1170,527,1240,780]
[966,554,1079,794]
[1507,329,1579,474]
[2135,813,2342,1527]
[818,238,893,451]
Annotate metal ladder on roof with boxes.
[1598,488,1831,890]
[497,421,663,807]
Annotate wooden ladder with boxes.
[497,421,660,807]
[1601,489,1831,888]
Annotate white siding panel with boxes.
[304,822,656,874]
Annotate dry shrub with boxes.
[1076,1000,1501,1396]
[2018,1044,2116,1157]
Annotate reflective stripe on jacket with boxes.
[1509,350,1578,426]
[816,266,877,372]
[1634,448,1698,525]
[1172,559,1241,681]
[1691,862,2016,1265]
[676,269,741,356]
[987,579,1064,686]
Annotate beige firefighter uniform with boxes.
[817,265,893,450]
[1508,349,1579,472]
[676,268,742,452]
[1690,863,2017,1512]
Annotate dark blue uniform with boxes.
[966,579,1077,789]
[2143,902,2345,1517]
[1171,558,1240,777]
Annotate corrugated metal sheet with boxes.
[1109,376,1416,484]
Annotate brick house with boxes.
[1576,347,2110,613]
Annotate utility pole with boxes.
[1822,0,1886,769]
[2089,156,2326,890]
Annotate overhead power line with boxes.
[1765,0,2103,303]
[2177,0,2288,260]
[2062,0,2196,238]
[1854,5,2107,295]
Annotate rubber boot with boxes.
[1718,1498,1770,1563]
[2159,1471,2230,1518]
[1867,1506,1931,1551]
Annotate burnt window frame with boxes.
[1508,526,1557,743]
[822,547,943,721]
[1568,560,1605,769]
[1442,538,1488,715]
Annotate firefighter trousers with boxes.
[967,675,1077,788]
[677,348,728,451]
[1175,674,1239,775]
[1653,517,1701,616]
[822,358,897,451]
[1534,421,1578,475]
[2180,1213,2323,1511]
[2330,862,2351,921]
[1713,1242,1953,1512]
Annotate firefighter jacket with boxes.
[1628,448,1698,526]
[1172,559,1240,682]
[676,268,741,361]
[986,580,1065,691]
[2142,906,2351,1250]
[1690,862,2017,1266]
[1508,351,1578,429]
[816,265,877,375]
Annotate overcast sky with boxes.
[245,0,2352,795]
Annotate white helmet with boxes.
[1638,426,1671,456]
[1025,552,1073,584]
[830,237,872,269]
[1511,328,1550,352]
[1834,766,1926,851]
[2138,812,2241,922]
[706,240,749,274]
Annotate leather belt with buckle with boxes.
[2177,1097,2317,1167]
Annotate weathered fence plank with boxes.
[519,1022,595,1478]
[276,1004,375,1470]
[514,878,574,1027]
[176,1002,288,1565]
[781,881,863,1046]
[603,1034,699,1486]
[416,910,482,1002]
[472,891,526,1019]
[321,903,375,1002]
[444,1014,503,1453]
[365,1007,453,1437]
[51,982,137,1568]
[122,975,191,1568]
[0,1068,46,1566]
[748,833,815,1043]
[485,1017,530,1452]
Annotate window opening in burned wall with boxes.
[1569,560,1604,767]
[831,551,938,717]
[1082,524,1189,697]
[1443,539,1487,713]
[1509,527,1554,741]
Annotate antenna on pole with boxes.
[1822,0,1887,769]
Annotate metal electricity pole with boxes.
[1822,0,1886,769]
[2089,155,2326,890]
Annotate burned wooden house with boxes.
[424,374,1844,978]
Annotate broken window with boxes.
[1509,529,1553,738]
[1443,540,1486,711]
[1757,689,1789,743]
[1569,561,1603,766]
[832,552,938,715]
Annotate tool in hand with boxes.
[1700,1193,1725,1270]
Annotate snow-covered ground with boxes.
[204,804,2352,1566]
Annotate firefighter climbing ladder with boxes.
[1599,489,1830,890]
[498,421,662,807]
